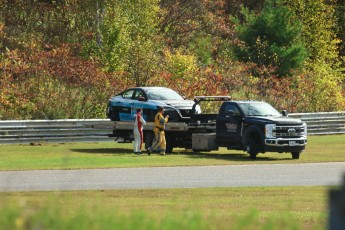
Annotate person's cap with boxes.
[157,106,164,111]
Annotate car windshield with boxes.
[146,89,184,100]
[238,102,281,117]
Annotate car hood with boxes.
[246,116,304,125]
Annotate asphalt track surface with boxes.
[1,162,345,192]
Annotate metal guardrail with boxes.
[0,112,344,144]
[289,111,345,135]
[0,119,115,144]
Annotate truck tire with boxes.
[246,130,262,160]
[165,133,174,153]
[144,131,154,150]
[247,138,258,160]
[291,152,300,159]
[147,110,156,122]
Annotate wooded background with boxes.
[0,0,344,119]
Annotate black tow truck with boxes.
[110,96,307,159]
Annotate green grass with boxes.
[0,187,328,230]
[0,135,344,170]
[1,136,341,229]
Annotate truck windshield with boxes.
[238,102,281,117]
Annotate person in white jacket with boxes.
[133,109,146,154]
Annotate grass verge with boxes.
[0,186,328,230]
[0,135,344,171]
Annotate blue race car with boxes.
[106,87,200,122]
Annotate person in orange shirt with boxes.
[147,106,169,155]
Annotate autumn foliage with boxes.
[0,0,344,119]
[0,45,128,119]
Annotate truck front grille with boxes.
[275,125,306,138]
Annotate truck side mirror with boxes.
[281,110,288,117]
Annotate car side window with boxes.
[122,90,134,99]
[133,89,145,100]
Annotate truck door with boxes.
[216,103,243,147]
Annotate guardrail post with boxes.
[329,174,345,230]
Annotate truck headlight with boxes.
[303,123,307,137]
[265,124,276,138]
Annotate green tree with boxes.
[334,0,345,60]
[285,0,344,111]
[233,0,307,76]
[92,0,161,86]
[286,0,340,66]
[159,0,235,65]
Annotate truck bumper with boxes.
[264,137,307,152]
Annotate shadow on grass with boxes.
[70,147,293,161]
[70,148,133,154]
[172,151,293,162]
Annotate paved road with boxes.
[1,162,345,192]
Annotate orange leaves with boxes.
[0,44,130,119]
[154,68,229,99]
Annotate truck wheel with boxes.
[147,110,156,122]
[247,146,257,159]
[144,132,154,150]
[165,134,174,153]
[247,133,260,160]
[291,152,300,159]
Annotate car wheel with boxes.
[110,108,120,121]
